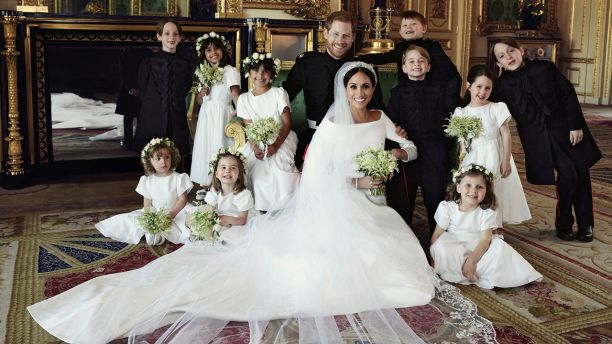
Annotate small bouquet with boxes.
[444,115,483,155]
[188,204,221,243]
[355,148,399,197]
[137,207,172,235]
[194,62,224,93]
[245,117,281,162]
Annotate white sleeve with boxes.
[204,188,219,207]
[176,173,194,196]
[452,106,464,117]
[135,176,151,199]
[224,65,241,88]
[380,111,417,162]
[433,201,451,230]
[493,102,511,127]
[480,208,498,231]
[276,87,292,114]
[233,189,254,212]
[236,93,251,120]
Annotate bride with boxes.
[28,62,496,343]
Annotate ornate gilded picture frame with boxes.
[477,0,558,35]
[269,27,314,69]
[131,0,178,16]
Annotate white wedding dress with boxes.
[28,62,496,344]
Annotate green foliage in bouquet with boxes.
[245,117,281,148]
[190,204,221,242]
[194,62,224,92]
[444,115,484,140]
[356,148,399,196]
[137,208,172,234]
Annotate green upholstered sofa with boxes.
[225,66,399,149]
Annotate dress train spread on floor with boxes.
[28,62,497,344]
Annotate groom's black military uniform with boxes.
[283,51,384,166]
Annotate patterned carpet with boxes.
[0,114,610,343]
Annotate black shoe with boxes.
[556,229,575,241]
[576,226,594,242]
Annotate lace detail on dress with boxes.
[434,281,498,343]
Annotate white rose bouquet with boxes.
[194,62,224,92]
[188,204,221,243]
[137,207,172,235]
[355,148,399,196]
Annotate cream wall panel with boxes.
[600,0,612,104]
[558,0,608,104]
[469,0,488,69]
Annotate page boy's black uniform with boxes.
[134,50,192,154]
[386,77,455,245]
[492,59,601,241]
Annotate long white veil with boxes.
[28,62,497,344]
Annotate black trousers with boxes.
[123,115,135,149]
[387,161,447,247]
[551,142,595,231]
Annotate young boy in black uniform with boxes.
[386,45,456,250]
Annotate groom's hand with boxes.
[394,124,407,139]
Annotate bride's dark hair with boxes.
[342,66,377,87]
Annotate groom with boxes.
[283,11,386,167]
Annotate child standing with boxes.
[452,64,531,227]
[96,138,193,245]
[359,10,461,90]
[133,18,193,155]
[386,45,455,244]
[491,37,602,242]
[430,164,542,289]
[201,148,254,241]
[237,53,300,212]
[190,32,241,192]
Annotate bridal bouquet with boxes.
[188,204,221,242]
[194,62,224,92]
[444,115,483,155]
[355,148,399,197]
[137,207,172,235]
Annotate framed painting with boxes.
[477,0,558,35]
[269,28,314,65]
[132,0,178,16]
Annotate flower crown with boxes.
[141,137,174,164]
[209,147,248,176]
[196,31,227,57]
[452,163,494,183]
[241,52,282,79]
